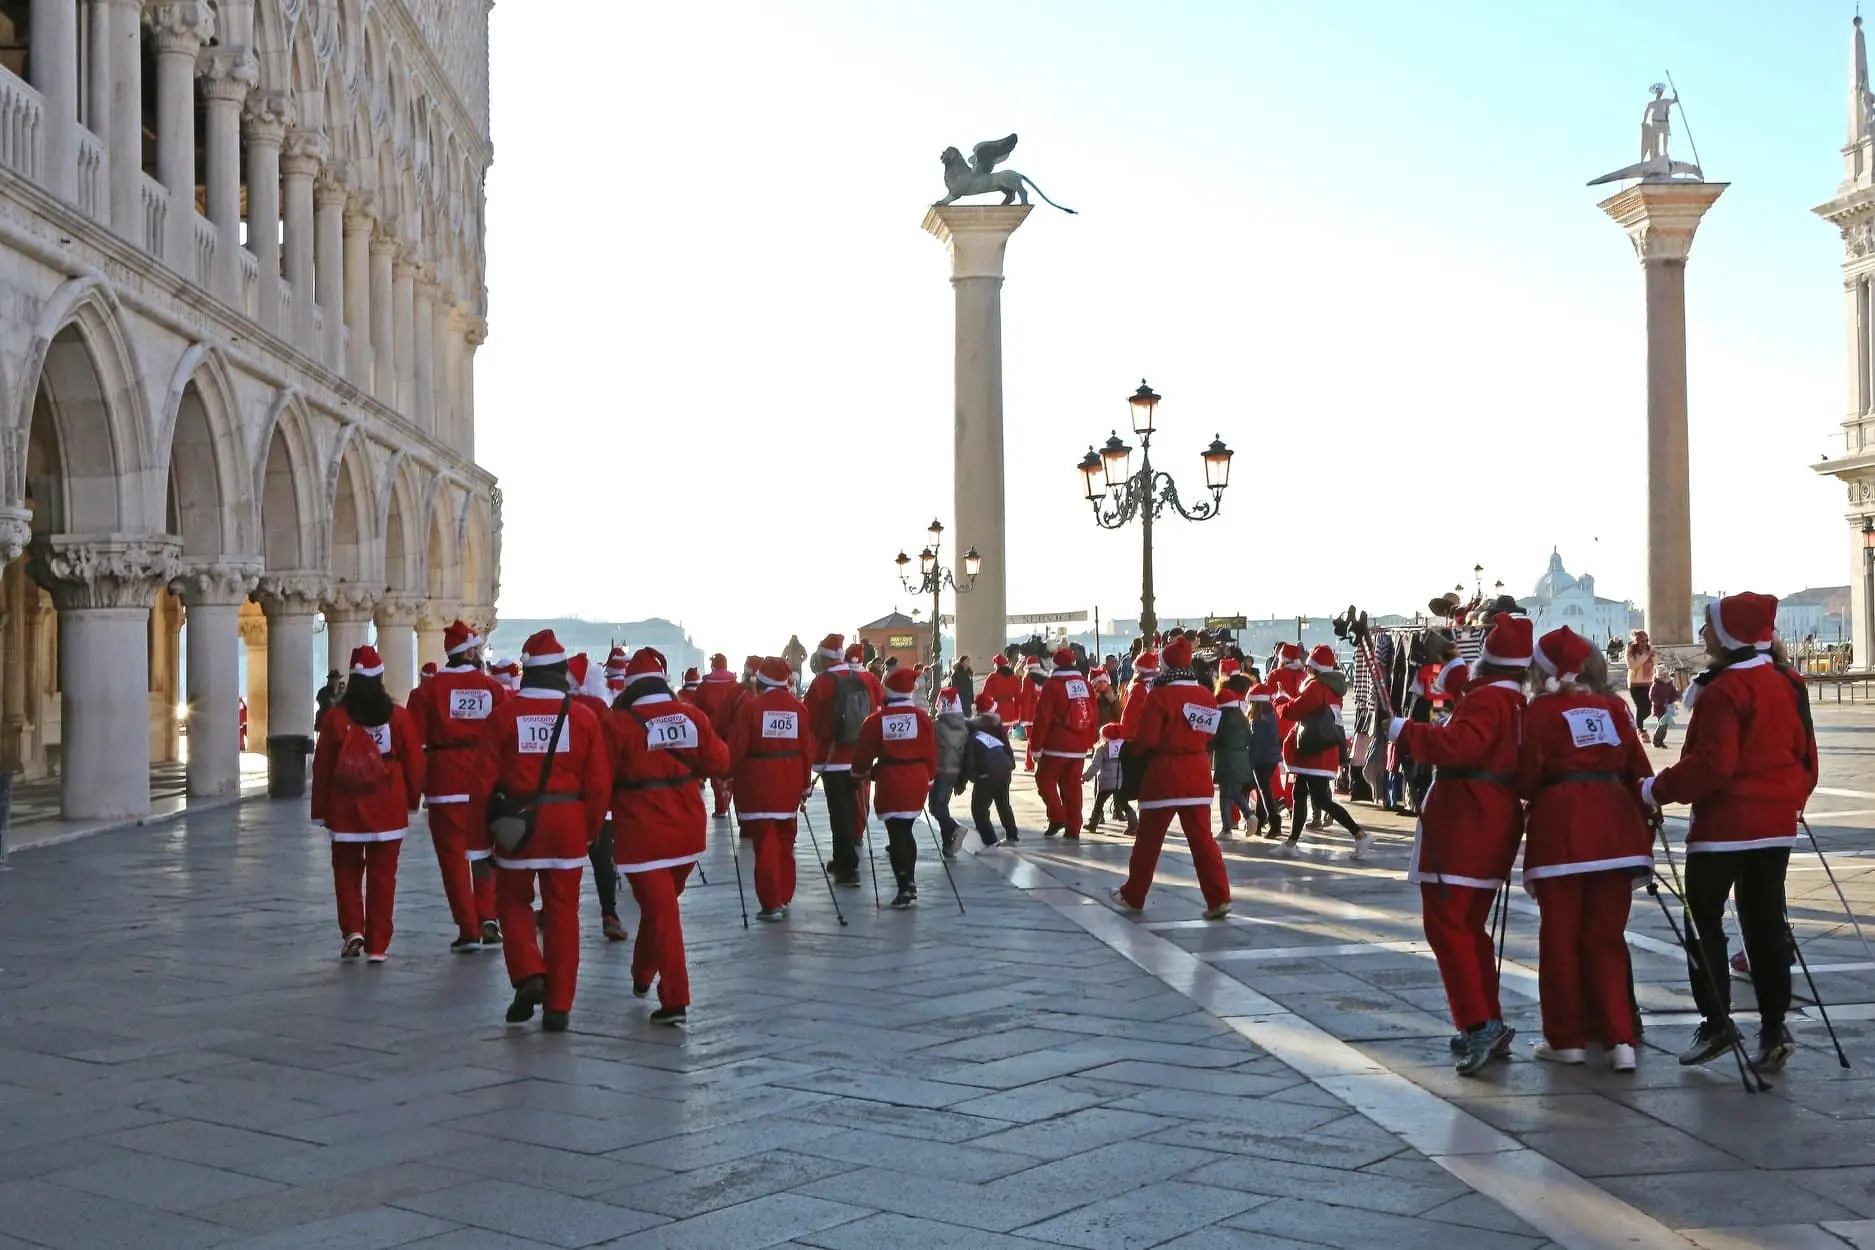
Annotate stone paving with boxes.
[5,703,1875,1247]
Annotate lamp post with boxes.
[896,518,981,705]
[1076,380,1233,643]
[1473,564,1484,597]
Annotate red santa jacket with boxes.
[1016,672,1044,726]
[407,663,506,805]
[1268,664,1306,730]
[852,698,938,819]
[1647,655,1818,853]
[805,664,879,771]
[691,668,739,725]
[1395,680,1524,889]
[1032,669,1098,758]
[1132,678,1218,807]
[1516,689,1653,886]
[1430,657,1470,708]
[608,691,729,872]
[465,687,611,870]
[1281,676,1344,778]
[714,681,753,739]
[311,704,425,840]
[982,668,1023,723]
[726,686,814,819]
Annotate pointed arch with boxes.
[329,426,377,584]
[156,344,257,557]
[381,448,421,594]
[255,390,320,570]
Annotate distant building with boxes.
[857,611,930,669]
[1517,551,1642,644]
[489,618,704,677]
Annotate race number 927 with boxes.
[882,713,918,742]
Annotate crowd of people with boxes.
[301,594,1821,1086]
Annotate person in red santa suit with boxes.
[714,656,763,838]
[690,654,741,818]
[603,648,628,698]
[1278,644,1369,860]
[1646,593,1818,1073]
[408,620,507,952]
[726,657,814,920]
[490,658,521,693]
[311,645,426,961]
[678,668,701,701]
[1113,650,1161,832]
[561,654,628,942]
[1429,640,1471,712]
[419,661,438,686]
[983,655,1023,726]
[853,666,938,908]
[1517,626,1653,1072]
[1390,614,1532,1075]
[805,634,878,887]
[467,630,611,1030]
[1268,642,1306,807]
[1016,657,1045,768]
[609,648,729,1024]
[1031,647,1098,838]
[1109,637,1233,919]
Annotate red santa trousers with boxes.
[629,864,695,1009]
[1420,883,1502,1030]
[1531,870,1636,1050]
[426,806,485,939]
[743,819,797,911]
[497,866,583,1013]
[1035,757,1085,836]
[1120,805,1230,910]
[332,840,401,955]
[710,776,732,819]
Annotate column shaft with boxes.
[105,0,139,234]
[314,179,346,370]
[344,205,375,387]
[265,611,316,738]
[281,136,319,346]
[60,608,150,818]
[413,282,436,433]
[200,64,250,302]
[376,617,417,703]
[952,272,1008,669]
[1643,258,1693,647]
[392,258,416,415]
[31,0,79,200]
[244,106,285,331]
[370,237,395,401]
[84,0,109,214]
[185,602,241,796]
[241,615,269,744]
[325,612,372,676]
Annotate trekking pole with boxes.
[727,821,749,929]
[1647,873,1765,1093]
[797,800,848,927]
[863,812,883,910]
[1800,814,1875,970]
[1788,914,1851,1069]
[920,811,967,915]
[1492,880,1510,981]
[1653,814,1768,1091]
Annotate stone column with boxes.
[323,581,378,675]
[923,204,1029,669]
[28,537,182,821]
[1598,182,1726,648]
[374,596,423,703]
[314,170,347,370]
[239,607,268,744]
[254,572,327,747]
[370,231,396,401]
[413,277,438,434]
[148,4,210,261]
[199,48,256,304]
[171,560,259,797]
[441,306,466,452]
[105,0,141,235]
[416,601,455,671]
[30,0,80,201]
[392,252,417,415]
[344,196,376,388]
[281,128,324,346]
[243,91,291,332]
[461,316,485,461]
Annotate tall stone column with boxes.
[30,0,80,201]
[239,607,268,744]
[172,561,259,797]
[243,91,291,331]
[1598,182,1726,648]
[414,278,441,435]
[255,572,327,743]
[323,582,378,675]
[105,0,142,235]
[923,205,1030,669]
[370,231,396,401]
[149,4,212,262]
[29,537,182,821]
[392,252,417,415]
[314,171,347,370]
[281,128,324,346]
[344,196,376,387]
[199,48,256,303]
[374,596,423,703]
[442,306,466,451]
[462,316,485,460]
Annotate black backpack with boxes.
[832,673,872,746]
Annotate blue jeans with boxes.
[930,773,960,835]
[1220,786,1253,828]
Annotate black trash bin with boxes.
[266,734,315,798]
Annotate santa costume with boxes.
[407,620,507,950]
[1268,642,1306,805]
[466,630,612,1031]
[853,666,938,908]
[689,654,740,817]
[1016,657,1045,767]
[804,633,878,887]
[982,656,1023,726]
[1280,644,1367,858]
[726,657,814,919]
[490,658,522,692]
[564,654,626,941]
[1031,648,1098,837]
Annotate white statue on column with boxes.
[1590,82,1704,186]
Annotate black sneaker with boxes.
[942,830,963,857]
[1678,1019,1741,1066]
[1006,833,1020,844]
[450,937,480,954]
[1754,1023,1795,1072]
[835,873,862,888]
[650,1006,687,1027]
[632,980,652,999]
[891,888,918,910]
[1449,1025,1515,1057]
[480,920,502,946]
[505,974,546,1024]
[1043,822,1063,838]
[541,1010,569,1033]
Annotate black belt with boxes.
[1435,767,1513,787]
[426,742,474,752]
[521,793,583,808]
[615,776,699,793]
[1540,770,1623,790]
[748,751,802,760]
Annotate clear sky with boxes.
[477,1,1856,663]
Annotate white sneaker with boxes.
[1109,888,1143,915]
[365,953,388,964]
[1350,831,1372,861]
[1202,902,1232,921]
[1532,1042,1587,1065]
[1273,840,1299,858]
[1610,1043,1638,1073]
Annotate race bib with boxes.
[761,710,799,740]
[516,715,569,755]
[1106,739,1124,760]
[1065,679,1089,700]
[364,723,392,754]
[449,689,493,721]
[645,714,699,751]
[882,712,917,742]
[1330,706,1345,728]
[1182,704,1221,735]
[1562,707,1622,750]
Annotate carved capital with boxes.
[282,129,328,178]
[0,509,31,564]
[169,559,263,607]
[417,601,459,632]
[146,1,215,56]
[344,193,378,234]
[315,165,351,212]
[323,580,382,621]
[29,536,184,611]
[375,595,427,629]
[242,91,295,145]
[392,255,421,282]
[370,231,400,258]
[253,569,332,618]
[238,613,269,648]
[1596,183,1727,268]
[197,48,259,102]
[463,315,488,348]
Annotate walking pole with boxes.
[727,820,749,928]
[1492,880,1510,980]
[1788,915,1851,1068]
[798,800,848,927]
[920,810,967,915]
[1652,818,1768,1092]
[1800,814,1875,969]
[863,813,883,910]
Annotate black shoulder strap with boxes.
[533,695,571,800]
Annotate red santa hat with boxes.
[1133,651,1161,675]
[1278,642,1303,665]
[754,657,790,687]
[710,653,729,670]
[1089,669,1111,690]
[1709,592,1778,652]
[491,657,520,675]
[1219,657,1242,678]
[1052,647,1076,668]
[604,647,629,677]
[1534,627,1593,686]
[1099,721,1125,741]
[567,654,591,687]
[994,654,1013,671]
[884,667,921,698]
[1163,636,1195,668]
[817,633,845,662]
[1479,614,1534,669]
[975,692,997,713]
[521,629,567,668]
[443,619,481,657]
[743,654,762,675]
[626,648,667,681]
[938,685,962,715]
[420,662,437,679]
[1307,644,1337,674]
[681,667,701,688]
[350,644,385,678]
[1246,681,1273,705]
[845,643,866,664]
[1024,655,1042,669]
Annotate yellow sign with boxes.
[888,634,917,649]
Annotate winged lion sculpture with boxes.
[934,134,1076,214]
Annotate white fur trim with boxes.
[813,763,852,773]
[494,856,587,870]
[516,686,565,700]
[619,851,706,873]
[1707,601,1772,652]
[1479,646,1531,669]
[1640,777,1656,809]
[1138,796,1212,809]
[1288,767,1338,778]
[1039,749,1085,758]
[879,809,925,820]
[817,646,843,661]
[758,674,790,688]
[1307,658,1336,673]
[631,692,675,706]
[1523,855,1652,882]
[736,812,799,822]
[1686,835,1799,854]
[884,693,918,705]
[446,633,482,655]
[1431,658,1466,694]
[426,794,469,805]
[1407,869,1503,890]
[522,649,567,667]
[330,828,407,842]
[351,663,384,677]
[466,848,492,861]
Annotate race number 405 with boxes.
[762,711,799,740]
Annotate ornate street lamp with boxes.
[896,518,980,706]
[1077,380,1232,642]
